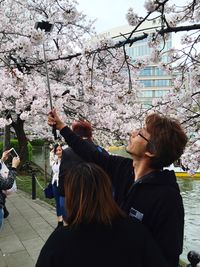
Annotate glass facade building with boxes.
[97,20,173,107]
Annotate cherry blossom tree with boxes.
[0,0,136,165]
[0,0,97,163]
[125,0,200,172]
[0,0,199,172]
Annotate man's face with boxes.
[126,128,151,157]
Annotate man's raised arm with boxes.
[48,109,112,170]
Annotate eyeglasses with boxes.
[137,132,150,143]
[128,131,155,150]
[137,132,156,151]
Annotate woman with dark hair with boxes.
[0,150,20,231]
[36,162,167,267]
[49,143,64,228]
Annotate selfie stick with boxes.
[35,21,57,140]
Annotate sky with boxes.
[77,0,185,34]
[77,0,146,33]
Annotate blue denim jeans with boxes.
[0,207,4,231]
[52,183,64,217]
[59,196,67,221]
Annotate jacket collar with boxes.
[135,169,178,186]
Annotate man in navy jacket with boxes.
[59,119,108,196]
[58,119,109,221]
[48,109,188,267]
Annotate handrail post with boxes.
[187,251,200,267]
[32,171,36,200]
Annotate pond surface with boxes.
[32,146,200,262]
[178,179,200,262]
[32,146,52,175]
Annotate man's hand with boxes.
[48,109,66,131]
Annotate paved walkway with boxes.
[0,191,57,267]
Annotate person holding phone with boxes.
[0,150,20,230]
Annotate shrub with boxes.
[30,139,45,146]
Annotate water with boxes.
[32,146,200,261]
[32,146,52,175]
[178,179,200,262]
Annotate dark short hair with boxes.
[64,162,125,226]
[53,143,63,154]
[71,120,92,139]
[145,113,188,169]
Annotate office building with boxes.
[96,20,174,107]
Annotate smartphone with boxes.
[8,148,19,158]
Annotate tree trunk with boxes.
[3,125,11,150]
[11,117,28,168]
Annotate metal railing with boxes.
[186,251,200,267]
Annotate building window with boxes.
[139,80,154,86]
[140,67,156,76]
[138,90,153,97]
[142,102,152,108]
[155,80,171,86]
[154,90,169,97]
[162,55,170,63]
[155,68,167,76]
[139,79,171,87]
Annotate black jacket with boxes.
[59,142,109,196]
[36,217,167,267]
[60,126,184,267]
[59,147,82,196]
[0,168,17,207]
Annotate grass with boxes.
[16,172,55,206]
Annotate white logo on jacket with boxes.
[129,207,144,222]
